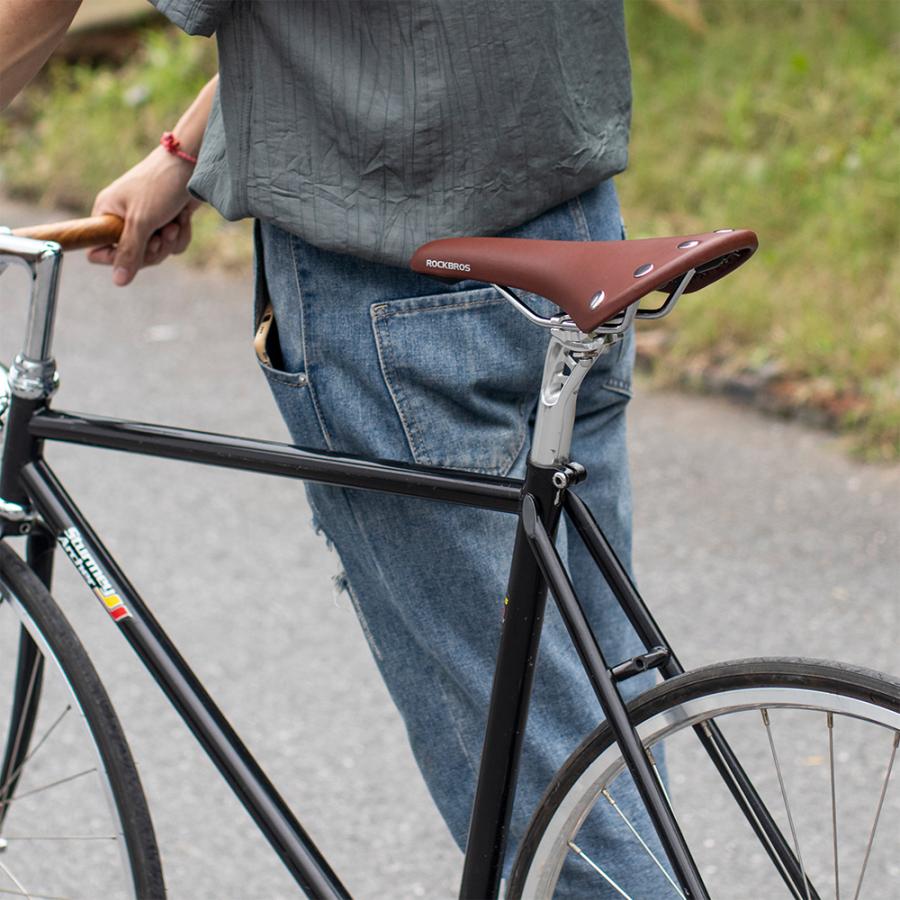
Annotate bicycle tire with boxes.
[509,658,900,899]
[0,538,165,899]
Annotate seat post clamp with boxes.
[551,462,587,491]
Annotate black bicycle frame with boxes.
[0,397,817,900]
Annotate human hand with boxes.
[87,146,201,285]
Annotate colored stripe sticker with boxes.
[93,587,130,621]
[59,526,132,625]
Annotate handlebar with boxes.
[12,214,124,251]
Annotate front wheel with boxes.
[0,539,165,899]
[509,659,900,899]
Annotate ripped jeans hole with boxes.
[331,570,384,662]
[310,513,334,550]
[331,571,353,609]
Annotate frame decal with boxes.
[58,526,131,622]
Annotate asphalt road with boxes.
[1,199,898,899]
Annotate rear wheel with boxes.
[0,538,165,899]
[509,659,900,899]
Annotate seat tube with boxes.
[459,459,561,900]
[459,331,607,899]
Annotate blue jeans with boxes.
[255,180,667,897]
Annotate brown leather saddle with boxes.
[410,229,758,333]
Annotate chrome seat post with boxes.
[489,281,632,469]
[530,327,621,467]
[0,230,63,401]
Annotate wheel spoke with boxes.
[601,789,685,898]
[0,656,41,807]
[761,708,811,900]
[1,836,116,842]
[0,859,30,900]
[0,888,72,900]
[647,746,674,808]
[0,706,72,800]
[827,713,839,900]
[567,841,632,899]
[0,768,97,807]
[851,730,899,900]
[698,721,801,895]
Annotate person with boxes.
[2,2,667,895]
[0,1,82,109]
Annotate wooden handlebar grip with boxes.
[12,214,125,251]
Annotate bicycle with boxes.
[0,215,897,899]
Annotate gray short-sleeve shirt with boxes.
[150,0,631,267]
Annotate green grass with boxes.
[1,2,898,457]
[619,0,900,459]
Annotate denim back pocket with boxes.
[253,307,316,448]
[371,287,548,476]
[252,220,322,447]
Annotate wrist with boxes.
[145,145,195,193]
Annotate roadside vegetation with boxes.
[620,0,899,460]
[1,1,897,458]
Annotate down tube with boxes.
[20,460,350,900]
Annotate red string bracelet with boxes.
[160,132,198,165]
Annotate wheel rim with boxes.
[0,590,137,899]
[519,684,900,899]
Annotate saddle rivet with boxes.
[589,290,606,309]
[633,263,654,277]
[677,240,700,249]
[714,228,734,233]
